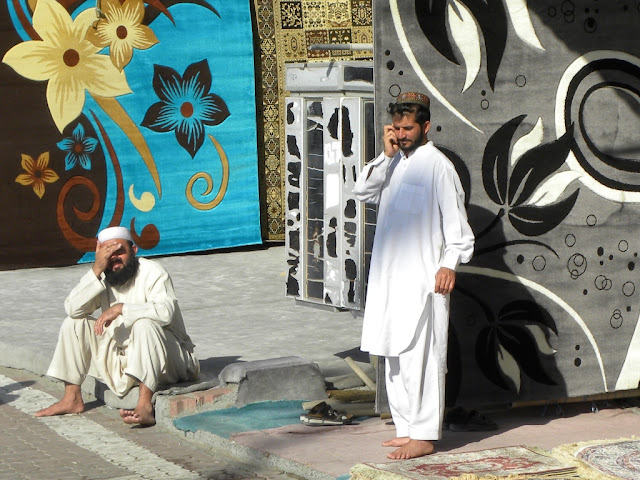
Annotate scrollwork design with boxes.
[130,218,160,250]
[186,134,229,211]
[56,176,101,251]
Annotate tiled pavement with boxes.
[0,366,301,479]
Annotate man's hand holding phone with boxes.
[383,125,400,158]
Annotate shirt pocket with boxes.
[393,182,426,215]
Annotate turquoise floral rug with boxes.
[1,0,261,268]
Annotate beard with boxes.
[105,255,139,287]
[400,129,426,155]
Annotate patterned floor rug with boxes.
[349,446,578,480]
[552,437,640,480]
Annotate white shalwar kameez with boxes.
[354,141,474,441]
[47,257,199,396]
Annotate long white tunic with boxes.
[49,257,198,395]
[65,257,195,352]
[354,141,475,356]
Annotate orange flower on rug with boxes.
[350,446,578,480]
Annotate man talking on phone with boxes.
[354,92,474,459]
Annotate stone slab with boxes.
[219,356,313,384]
[220,357,328,407]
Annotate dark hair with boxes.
[387,102,431,125]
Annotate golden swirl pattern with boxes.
[186,134,229,210]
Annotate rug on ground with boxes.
[552,437,640,480]
[173,400,305,439]
[349,445,579,480]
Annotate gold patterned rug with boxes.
[256,0,373,240]
[552,437,640,480]
[349,446,579,480]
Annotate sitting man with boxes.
[35,226,200,426]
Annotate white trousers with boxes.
[47,316,199,396]
[385,294,449,440]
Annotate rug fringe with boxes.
[547,453,619,480]
[446,474,530,480]
[349,464,408,480]
[350,471,579,480]
[446,474,581,480]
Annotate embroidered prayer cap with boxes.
[395,91,430,109]
[97,226,134,244]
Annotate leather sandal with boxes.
[300,401,354,426]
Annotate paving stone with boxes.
[0,403,132,480]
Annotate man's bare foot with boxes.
[382,437,410,447]
[387,439,434,460]
[35,398,84,417]
[119,404,156,426]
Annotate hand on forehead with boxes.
[102,239,125,247]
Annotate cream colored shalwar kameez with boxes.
[47,257,199,396]
[354,141,474,440]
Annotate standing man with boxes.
[354,92,474,459]
[35,226,200,426]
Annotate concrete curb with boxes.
[0,341,51,377]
